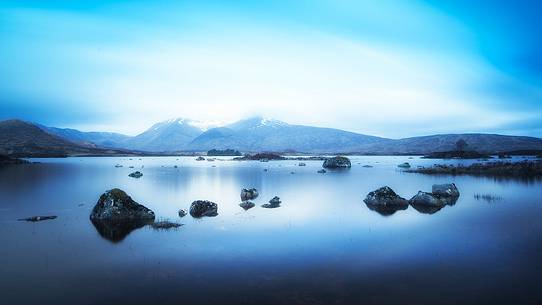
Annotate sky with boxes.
[1,0,541,138]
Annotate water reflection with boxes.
[91,219,152,243]
[364,203,408,216]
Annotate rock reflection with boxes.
[91,219,152,243]
[364,203,408,216]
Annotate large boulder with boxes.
[432,183,460,198]
[322,156,351,169]
[90,189,155,222]
[240,188,259,201]
[363,186,409,208]
[189,200,218,217]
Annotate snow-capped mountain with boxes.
[122,118,204,152]
[187,116,386,152]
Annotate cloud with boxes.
[0,1,540,137]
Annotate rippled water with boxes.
[1,156,541,305]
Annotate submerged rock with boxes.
[128,171,143,178]
[18,215,57,222]
[323,156,351,169]
[240,188,259,201]
[196,156,205,161]
[432,183,460,198]
[397,162,411,168]
[317,169,326,174]
[239,201,255,210]
[90,188,155,222]
[298,162,306,166]
[363,186,409,209]
[262,196,281,208]
[362,165,373,168]
[189,200,218,218]
[178,209,187,217]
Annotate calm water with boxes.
[1,156,541,305]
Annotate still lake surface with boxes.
[1,156,541,305]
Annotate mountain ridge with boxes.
[2,117,542,155]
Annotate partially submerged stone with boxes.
[189,200,218,218]
[240,188,259,201]
[239,201,255,210]
[432,183,460,198]
[323,156,351,169]
[363,186,409,208]
[398,162,411,168]
[298,162,306,166]
[18,215,57,222]
[178,209,187,217]
[317,169,326,174]
[195,156,205,161]
[262,196,281,208]
[128,171,143,178]
[90,188,155,222]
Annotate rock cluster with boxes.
[363,183,460,216]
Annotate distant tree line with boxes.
[207,149,242,156]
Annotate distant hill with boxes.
[3,118,542,156]
[352,134,542,154]
[0,119,138,157]
[37,124,130,148]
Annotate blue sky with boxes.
[0,0,541,137]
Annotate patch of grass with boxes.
[150,220,183,230]
[406,161,542,178]
[473,193,503,202]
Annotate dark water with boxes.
[1,156,541,305]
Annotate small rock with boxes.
[240,188,259,201]
[298,162,306,166]
[189,200,218,218]
[398,162,411,168]
[196,156,205,161]
[323,156,351,169]
[262,196,281,208]
[128,171,143,178]
[239,201,255,210]
[115,164,123,168]
[317,169,326,174]
[178,209,187,217]
[362,165,373,168]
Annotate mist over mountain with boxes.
[3,117,542,156]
